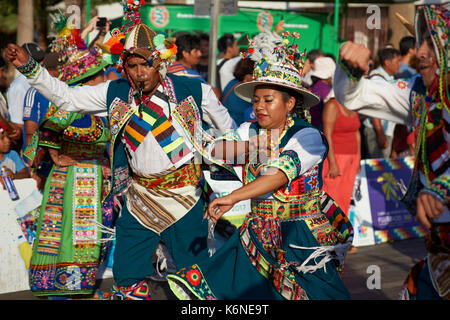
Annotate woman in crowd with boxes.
[322,87,361,217]
[221,58,256,126]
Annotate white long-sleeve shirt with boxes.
[334,64,414,126]
[26,66,237,175]
[334,64,450,223]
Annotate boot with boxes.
[111,280,152,300]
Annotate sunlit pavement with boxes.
[0,237,426,300]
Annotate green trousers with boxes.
[113,197,210,287]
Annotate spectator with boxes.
[362,47,401,158]
[307,56,335,130]
[390,124,415,159]
[391,37,417,161]
[167,34,205,82]
[396,36,418,79]
[0,56,8,92]
[216,33,241,94]
[0,124,30,190]
[104,66,123,80]
[322,90,361,218]
[221,58,255,126]
[80,15,112,48]
[22,51,63,155]
[0,57,10,122]
[301,48,324,87]
[196,33,210,82]
[6,42,45,151]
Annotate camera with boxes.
[96,17,107,28]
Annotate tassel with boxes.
[289,242,351,274]
[207,218,217,257]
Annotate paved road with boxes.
[0,237,427,300]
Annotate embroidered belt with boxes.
[250,191,321,221]
[132,164,202,190]
[239,224,309,300]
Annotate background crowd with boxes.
[0,16,419,226]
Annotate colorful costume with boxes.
[167,31,353,300]
[168,119,353,300]
[334,4,449,300]
[24,17,114,297]
[17,2,236,300]
[27,105,113,296]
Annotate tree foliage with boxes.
[0,0,120,49]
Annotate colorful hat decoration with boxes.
[49,11,110,85]
[100,0,176,76]
[415,3,449,108]
[235,31,319,109]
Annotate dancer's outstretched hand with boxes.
[339,41,372,73]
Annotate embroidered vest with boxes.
[104,75,203,200]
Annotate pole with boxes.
[334,0,340,58]
[208,0,221,88]
[86,0,91,45]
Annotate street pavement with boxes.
[0,236,427,300]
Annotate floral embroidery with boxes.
[167,265,217,300]
[186,268,202,286]
[397,80,407,89]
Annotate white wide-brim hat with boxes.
[234,63,320,108]
[309,57,336,80]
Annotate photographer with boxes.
[81,16,111,47]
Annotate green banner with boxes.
[140,5,337,56]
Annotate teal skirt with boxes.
[167,216,351,300]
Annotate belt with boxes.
[132,164,202,190]
[250,191,321,221]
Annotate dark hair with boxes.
[306,49,324,64]
[0,56,5,68]
[22,43,45,63]
[175,34,200,61]
[377,47,400,66]
[199,33,209,42]
[218,34,235,53]
[399,36,416,56]
[233,58,254,82]
[265,85,309,122]
[281,89,308,121]
[325,53,336,62]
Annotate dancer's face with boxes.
[417,35,438,88]
[252,85,295,131]
[126,55,160,94]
